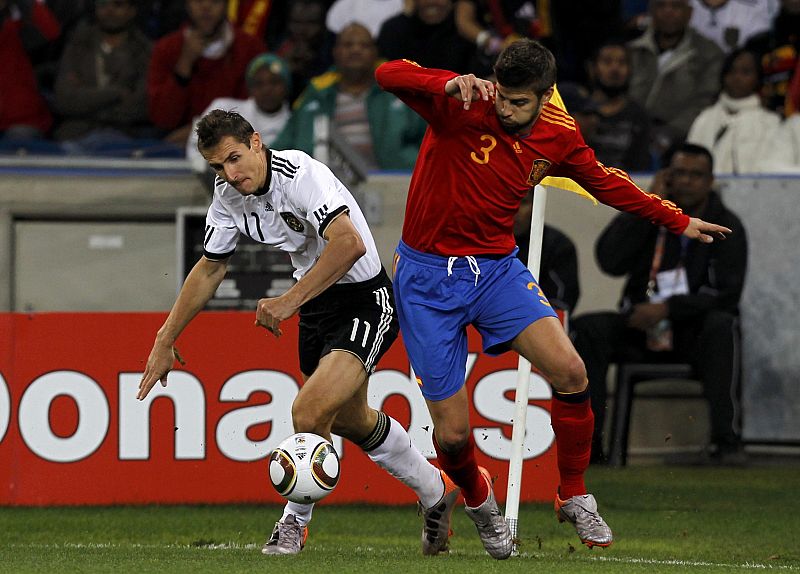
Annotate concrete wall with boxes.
[0,158,209,311]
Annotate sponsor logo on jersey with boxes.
[280,212,304,232]
[265,201,274,212]
[526,159,552,187]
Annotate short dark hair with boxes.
[196,109,254,152]
[494,39,556,96]
[668,142,714,173]
[720,48,763,91]
[590,37,629,64]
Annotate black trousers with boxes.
[571,310,742,457]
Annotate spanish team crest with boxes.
[526,159,552,186]
[280,212,304,232]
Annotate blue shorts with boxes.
[393,240,557,401]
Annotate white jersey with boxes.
[203,149,382,283]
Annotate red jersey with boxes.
[375,59,689,256]
[147,25,266,130]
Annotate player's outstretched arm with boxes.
[137,257,228,400]
[444,74,495,110]
[682,217,732,244]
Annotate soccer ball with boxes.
[268,433,340,503]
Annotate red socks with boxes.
[433,434,489,507]
[551,389,594,499]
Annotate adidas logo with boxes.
[296,452,306,460]
[265,202,274,212]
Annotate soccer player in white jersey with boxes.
[137,110,459,556]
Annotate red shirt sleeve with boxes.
[375,60,460,128]
[555,127,690,234]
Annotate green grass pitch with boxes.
[2,466,799,573]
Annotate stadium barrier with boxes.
[0,312,559,506]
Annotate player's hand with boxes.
[444,74,495,110]
[683,217,731,244]
[137,343,181,400]
[255,296,299,338]
[626,302,668,331]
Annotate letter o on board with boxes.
[19,371,110,462]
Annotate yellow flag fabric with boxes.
[540,85,598,205]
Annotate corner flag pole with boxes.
[505,184,547,555]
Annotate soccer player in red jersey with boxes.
[376,39,731,558]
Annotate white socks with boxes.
[364,414,444,509]
[281,500,313,527]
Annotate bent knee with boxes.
[435,427,471,454]
[548,353,587,394]
[292,397,334,435]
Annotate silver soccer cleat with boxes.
[555,493,614,548]
[261,514,308,555]
[464,467,513,560]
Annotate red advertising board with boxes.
[0,312,558,506]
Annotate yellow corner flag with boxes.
[540,85,598,205]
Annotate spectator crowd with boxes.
[1,0,799,172]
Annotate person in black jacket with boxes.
[572,142,748,465]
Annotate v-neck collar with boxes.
[253,147,272,196]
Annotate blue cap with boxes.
[246,53,292,92]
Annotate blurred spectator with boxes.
[377,0,475,73]
[18,0,92,98]
[227,0,290,49]
[514,189,580,315]
[744,0,800,116]
[585,39,653,172]
[687,48,780,173]
[0,0,60,140]
[275,0,335,103]
[454,0,554,75]
[325,0,405,37]
[227,0,277,41]
[558,82,601,142]
[273,22,425,170]
[53,0,153,147]
[137,0,185,39]
[572,143,748,465]
[628,0,724,156]
[789,56,800,114]
[689,0,776,53]
[549,0,625,84]
[762,114,800,171]
[147,0,266,146]
[186,53,292,172]
[621,0,651,38]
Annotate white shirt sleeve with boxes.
[203,192,240,260]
